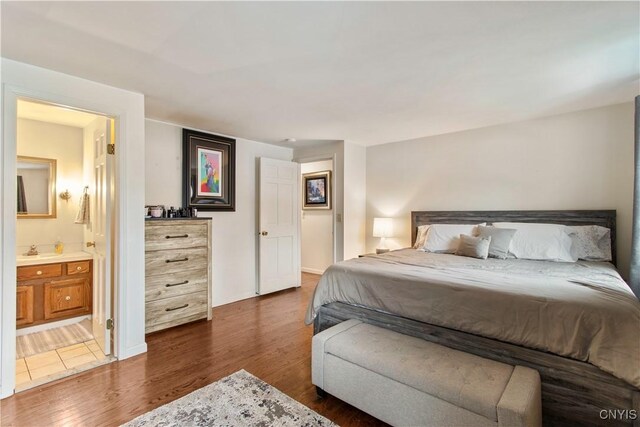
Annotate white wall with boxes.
[366,102,635,278]
[301,160,333,274]
[1,58,147,398]
[343,141,367,260]
[17,118,85,254]
[145,119,293,306]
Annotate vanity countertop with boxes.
[17,251,92,267]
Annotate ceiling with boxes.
[18,99,100,128]
[2,2,638,147]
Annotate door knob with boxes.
[261,231,268,236]
[86,241,95,247]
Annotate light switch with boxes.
[336,213,342,223]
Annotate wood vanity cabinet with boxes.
[16,260,92,328]
[16,285,34,326]
[145,219,212,333]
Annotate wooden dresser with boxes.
[17,259,92,328]
[145,218,212,333]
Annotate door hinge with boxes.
[106,318,114,330]
[107,143,115,155]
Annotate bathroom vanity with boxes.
[16,252,93,328]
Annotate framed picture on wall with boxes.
[302,170,331,210]
[183,129,236,211]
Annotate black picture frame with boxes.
[302,170,331,210]
[183,129,236,211]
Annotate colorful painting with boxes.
[303,170,331,210]
[197,148,222,197]
[184,129,236,211]
[306,178,326,204]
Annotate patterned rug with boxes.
[17,319,93,359]
[123,370,336,427]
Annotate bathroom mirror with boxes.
[17,156,57,219]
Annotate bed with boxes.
[306,210,640,426]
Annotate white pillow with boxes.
[568,225,612,262]
[413,225,430,249]
[423,223,485,253]
[493,222,576,262]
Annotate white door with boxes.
[90,119,113,355]
[258,158,301,294]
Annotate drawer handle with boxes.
[36,271,43,275]
[65,296,71,301]
[76,266,83,271]
[166,280,189,288]
[166,258,189,263]
[165,234,189,239]
[165,304,189,312]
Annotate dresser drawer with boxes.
[145,268,208,302]
[17,263,62,281]
[145,247,208,277]
[146,222,208,251]
[67,260,91,275]
[145,291,208,333]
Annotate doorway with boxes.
[13,99,115,391]
[300,159,335,274]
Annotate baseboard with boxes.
[301,267,325,275]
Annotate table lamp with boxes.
[373,217,393,254]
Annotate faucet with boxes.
[26,245,39,256]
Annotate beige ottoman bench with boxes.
[312,319,541,427]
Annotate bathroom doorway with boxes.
[14,99,116,391]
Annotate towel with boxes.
[17,175,28,213]
[75,187,90,224]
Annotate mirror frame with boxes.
[17,155,57,219]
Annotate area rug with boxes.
[123,370,337,427]
[16,319,93,359]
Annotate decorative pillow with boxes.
[423,223,485,254]
[413,225,430,249]
[476,226,517,260]
[455,234,491,259]
[568,225,612,261]
[492,222,576,262]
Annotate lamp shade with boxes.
[373,217,393,238]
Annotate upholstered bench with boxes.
[312,319,541,427]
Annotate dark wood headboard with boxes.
[411,210,617,265]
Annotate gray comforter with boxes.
[305,249,640,388]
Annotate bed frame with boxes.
[314,210,639,426]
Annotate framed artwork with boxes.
[183,129,236,211]
[303,170,331,210]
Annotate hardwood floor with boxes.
[1,273,387,426]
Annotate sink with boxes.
[38,253,62,259]
[17,253,62,261]
[16,251,92,266]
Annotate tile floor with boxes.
[16,340,106,387]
